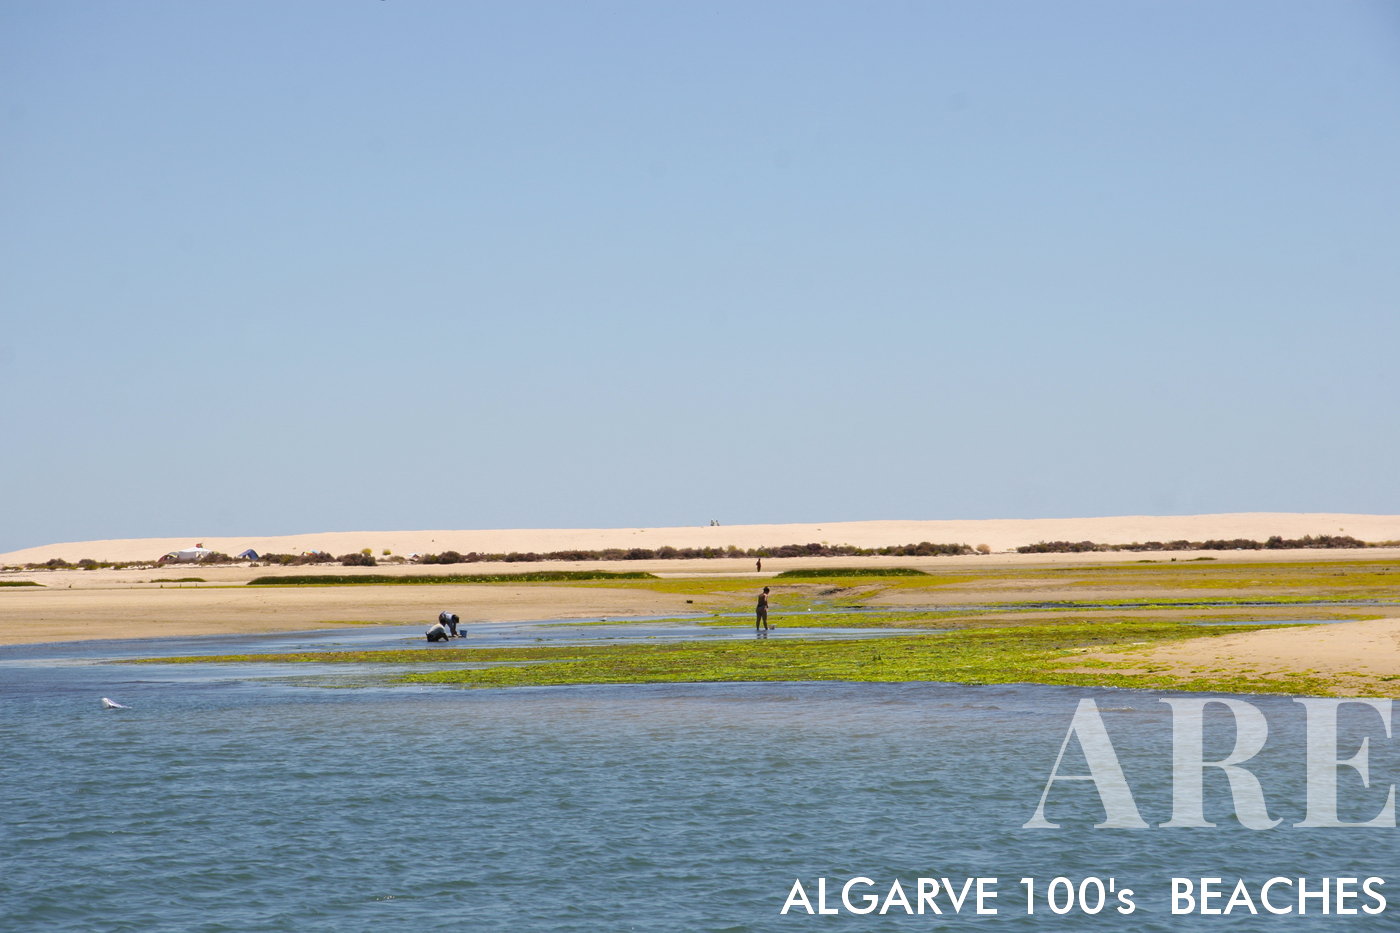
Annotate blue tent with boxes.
[236,549,260,560]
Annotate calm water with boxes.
[2,625,1396,931]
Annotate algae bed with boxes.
[134,556,1400,696]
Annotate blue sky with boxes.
[3,1,1398,551]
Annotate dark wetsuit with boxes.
[756,591,769,631]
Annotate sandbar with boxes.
[1081,617,1400,696]
[3,515,1398,695]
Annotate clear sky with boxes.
[3,1,1398,551]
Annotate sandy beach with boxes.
[1081,617,1400,696]
[0,579,705,646]
[3,514,1398,689]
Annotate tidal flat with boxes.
[141,622,1332,695]
[130,557,1400,697]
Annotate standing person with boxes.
[439,610,462,638]
[756,558,762,573]
[755,586,770,634]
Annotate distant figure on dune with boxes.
[439,611,463,638]
[756,586,770,634]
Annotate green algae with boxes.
[133,618,1350,696]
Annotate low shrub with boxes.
[259,552,337,565]
[410,541,975,563]
[1018,535,1372,554]
[248,570,658,586]
[420,550,467,564]
[1019,540,1101,554]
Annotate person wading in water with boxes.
[756,586,771,635]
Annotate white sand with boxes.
[4,513,1397,565]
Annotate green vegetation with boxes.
[256,552,337,566]
[561,573,961,600]
[549,561,1400,618]
[0,580,43,586]
[639,558,1400,599]
[18,558,157,571]
[136,619,1341,695]
[1018,534,1369,554]
[246,570,659,586]
[945,595,1397,610]
[159,577,206,584]
[774,567,927,578]
[410,541,974,563]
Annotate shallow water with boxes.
[2,626,1397,931]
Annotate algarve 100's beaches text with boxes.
[781,875,1387,917]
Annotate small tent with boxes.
[236,549,260,560]
[164,546,215,563]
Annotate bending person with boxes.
[439,610,463,638]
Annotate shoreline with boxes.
[2,545,1397,696]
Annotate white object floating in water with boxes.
[100,697,130,709]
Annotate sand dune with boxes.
[4,513,1398,565]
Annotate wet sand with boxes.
[1081,616,1400,695]
[0,577,702,646]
